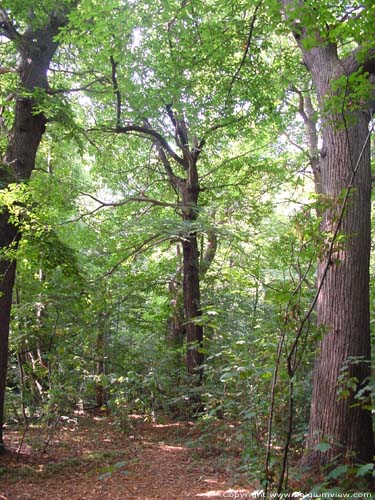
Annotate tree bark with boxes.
[181,174,204,381]
[182,235,204,379]
[281,1,375,465]
[304,112,374,466]
[0,11,68,450]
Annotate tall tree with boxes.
[281,0,375,465]
[0,3,72,450]
[90,109,208,380]
[63,0,284,383]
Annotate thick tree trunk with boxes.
[0,215,18,450]
[281,0,375,466]
[0,13,68,450]
[303,114,374,465]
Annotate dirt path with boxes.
[0,414,254,499]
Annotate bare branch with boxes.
[200,228,218,277]
[155,142,185,192]
[0,67,16,75]
[194,116,245,161]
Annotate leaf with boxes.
[327,465,348,480]
[356,463,374,477]
[314,442,331,453]
[220,371,236,381]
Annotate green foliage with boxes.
[2,0,375,494]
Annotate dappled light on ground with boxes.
[0,413,254,500]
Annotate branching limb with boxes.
[101,124,185,167]
[155,142,185,192]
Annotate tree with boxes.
[0,2,73,450]
[282,0,375,465]
[61,0,285,385]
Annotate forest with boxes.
[0,0,375,498]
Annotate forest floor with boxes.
[0,411,255,500]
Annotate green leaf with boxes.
[314,442,331,453]
[356,463,374,477]
[327,465,348,480]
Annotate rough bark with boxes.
[282,0,375,466]
[0,11,68,450]
[304,111,374,466]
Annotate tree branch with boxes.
[343,45,375,76]
[105,124,185,167]
[47,77,108,95]
[225,0,263,107]
[94,233,170,280]
[155,143,185,191]
[290,86,321,190]
[78,191,180,210]
[110,56,122,128]
[200,228,217,277]
[0,8,21,42]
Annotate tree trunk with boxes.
[180,167,204,383]
[0,12,68,450]
[95,330,106,409]
[0,215,18,450]
[120,108,207,383]
[281,0,375,466]
[303,113,374,465]
[95,312,108,408]
[182,234,204,380]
